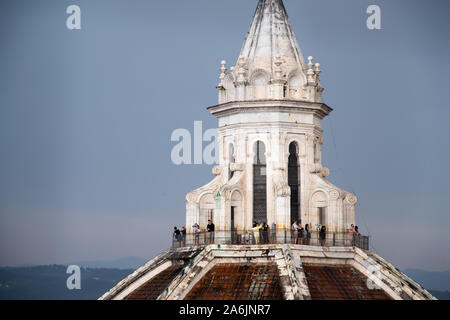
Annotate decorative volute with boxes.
[217,0,324,104]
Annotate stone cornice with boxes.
[207,99,333,119]
[217,122,324,135]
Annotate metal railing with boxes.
[172,230,369,250]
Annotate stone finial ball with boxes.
[221,60,227,65]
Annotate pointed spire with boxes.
[217,0,324,103]
[238,0,305,77]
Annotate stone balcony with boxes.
[172,230,369,250]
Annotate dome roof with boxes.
[100,245,435,300]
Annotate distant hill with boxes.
[404,269,450,292]
[0,265,133,300]
[68,256,148,270]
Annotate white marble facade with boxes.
[186,0,356,233]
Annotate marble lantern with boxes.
[186,0,357,233]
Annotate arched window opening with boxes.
[253,141,267,224]
[200,194,215,231]
[288,142,300,225]
[231,191,242,233]
[311,191,328,228]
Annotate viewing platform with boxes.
[172,231,369,250]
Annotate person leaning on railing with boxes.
[291,221,299,244]
[305,224,312,245]
[262,222,269,244]
[207,220,215,244]
[349,224,356,246]
[319,226,327,246]
[181,226,186,247]
[298,224,305,245]
[250,223,263,244]
[354,226,361,247]
[244,231,251,245]
[192,223,200,246]
[173,227,182,248]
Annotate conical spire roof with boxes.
[217,0,323,104]
[238,0,306,75]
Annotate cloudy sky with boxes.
[1,0,449,271]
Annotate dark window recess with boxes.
[288,143,300,225]
[253,141,267,224]
[231,207,235,232]
[319,207,326,226]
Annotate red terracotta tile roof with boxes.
[303,264,392,300]
[185,263,284,300]
[125,266,182,300]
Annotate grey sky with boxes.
[0,0,449,271]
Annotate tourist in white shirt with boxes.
[292,221,299,244]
